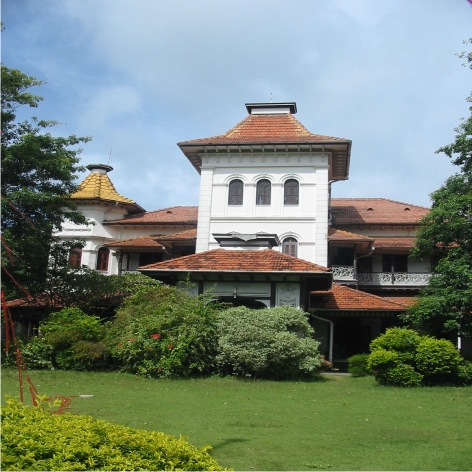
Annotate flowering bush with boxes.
[106,285,222,378]
[215,306,322,379]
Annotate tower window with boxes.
[228,179,243,205]
[69,248,82,269]
[256,179,271,205]
[283,237,298,257]
[284,179,299,205]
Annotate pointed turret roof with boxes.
[71,164,145,212]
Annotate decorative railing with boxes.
[331,267,431,286]
[357,272,431,286]
[331,266,356,280]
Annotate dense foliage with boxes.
[347,353,370,377]
[367,328,472,387]
[405,39,472,339]
[1,66,90,299]
[1,398,227,471]
[215,306,322,379]
[107,285,222,378]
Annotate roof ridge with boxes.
[331,197,430,210]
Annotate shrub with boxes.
[347,353,370,377]
[2,337,55,370]
[215,306,322,379]
[1,398,227,471]
[106,285,222,378]
[455,360,472,385]
[40,307,109,371]
[382,363,423,387]
[369,328,421,364]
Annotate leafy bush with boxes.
[107,285,222,378]
[369,328,421,364]
[415,337,462,380]
[2,337,55,370]
[1,398,227,471]
[347,353,370,377]
[368,328,470,387]
[382,363,423,387]
[215,306,322,379]
[41,307,109,371]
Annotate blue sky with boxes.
[2,0,471,210]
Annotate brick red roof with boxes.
[156,229,197,241]
[140,249,330,273]
[331,198,429,225]
[373,237,417,249]
[328,227,374,241]
[179,114,349,145]
[384,296,417,307]
[103,206,198,226]
[105,235,165,250]
[311,284,406,310]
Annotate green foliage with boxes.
[1,337,54,370]
[415,337,462,378]
[1,65,90,299]
[107,285,221,378]
[1,398,227,471]
[403,250,472,338]
[347,353,370,377]
[369,327,421,363]
[368,328,470,387]
[41,308,108,371]
[215,306,322,379]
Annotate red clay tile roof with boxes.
[140,249,330,273]
[311,284,406,311]
[373,237,417,249]
[179,114,349,145]
[103,206,198,226]
[384,296,417,307]
[331,198,429,225]
[105,236,165,250]
[156,229,197,241]
[328,227,374,242]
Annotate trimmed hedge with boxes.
[1,398,228,471]
[347,353,370,377]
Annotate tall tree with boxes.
[402,40,472,339]
[1,66,90,299]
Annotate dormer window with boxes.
[228,179,243,205]
[256,179,271,205]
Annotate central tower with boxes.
[178,102,351,266]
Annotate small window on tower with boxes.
[256,179,271,205]
[228,179,243,205]
[283,237,298,257]
[284,179,299,205]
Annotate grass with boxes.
[2,369,472,471]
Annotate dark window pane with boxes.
[228,179,243,205]
[96,247,110,271]
[284,179,299,205]
[382,254,408,272]
[256,179,271,205]
[357,257,372,274]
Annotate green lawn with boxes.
[2,369,472,471]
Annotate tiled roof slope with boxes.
[103,206,198,225]
[384,296,417,307]
[331,198,429,225]
[156,229,197,241]
[71,172,137,205]
[140,249,330,272]
[328,227,374,241]
[179,114,349,145]
[311,284,406,310]
[373,237,417,249]
[105,236,164,249]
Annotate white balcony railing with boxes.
[331,266,431,286]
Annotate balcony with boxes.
[331,266,431,286]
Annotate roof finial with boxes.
[108,148,112,166]
[270,92,272,103]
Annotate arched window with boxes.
[283,237,298,257]
[228,179,243,205]
[256,179,271,205]
[96,247,110,271]
[69,248,82,269]
[284,179,299,205]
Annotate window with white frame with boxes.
[256,179,271,205]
